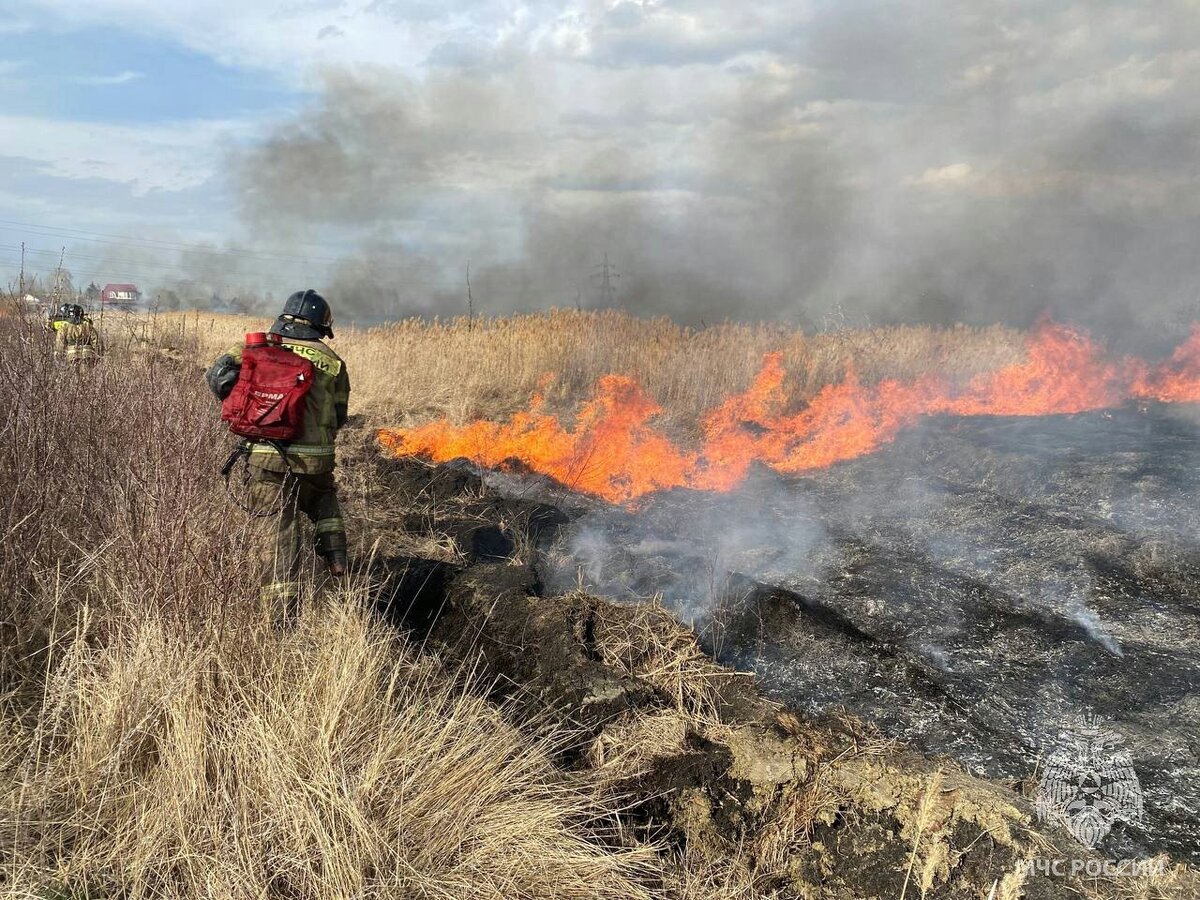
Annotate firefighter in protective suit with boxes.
[206,290,350,618]
[50,304,100,362]
[46,303,73,334]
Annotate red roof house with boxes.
[101,283,140,306]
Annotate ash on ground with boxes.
[532,405,1200,863]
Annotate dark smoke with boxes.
[229,1,1200,340]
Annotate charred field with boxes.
[532,402,1200,864]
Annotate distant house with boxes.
[101,283,140,309]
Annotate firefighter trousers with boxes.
[247,466,346,621]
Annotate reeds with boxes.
[128,308,1026,437]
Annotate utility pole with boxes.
[18,242,24,298]
[590,252,620,307]
[52,246,66,305]
[466,261,474,331]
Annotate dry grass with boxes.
[118,308,1026,436]
[10,300,1188,899]
[665,850,777,900]
[583,594,745,725]
[1,603,657,900]
[899,769,947,900]
[586,709,691,782]
[5,297,834,899]
[0,304,662,899]
[753,769,849,869]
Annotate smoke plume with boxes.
[227,2,1200,339]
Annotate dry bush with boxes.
[0,308,252,691]
[0,304,663,900]
[1,602,657,900]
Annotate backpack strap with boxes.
[219,440,294,518]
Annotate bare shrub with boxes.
[0,309,256,692]
[0,305,660,900]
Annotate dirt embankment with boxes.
[350,436,1197,900]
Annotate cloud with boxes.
[0,114,250,194]
[19,0,535,81]
[909,163,976,190]
[0,19,33,36]
[70,70,145,85]
[0,59,29,88]
[580,1,811,67]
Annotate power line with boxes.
[0,219,590,282]
[0,246,584,302]
[0,217,387,268]
[3,242,478,290]
[0,234,589,291]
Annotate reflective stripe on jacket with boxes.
[218,337,350,474]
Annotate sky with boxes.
[2,1,1200,336]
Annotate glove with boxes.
[206,354,241,400]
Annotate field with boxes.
[1,301,1194,899]
[111,308,1026,431]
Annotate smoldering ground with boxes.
[529,406,1200,863]
[219,0,1200,344]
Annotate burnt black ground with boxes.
[532,404,1200,864]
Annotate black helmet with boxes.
[56,303,73,319]
[277,289,334,340]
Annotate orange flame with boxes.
[379,320,1200,506]
[379,375,699,501]
[1132,324,1200,403]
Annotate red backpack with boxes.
[221,332,314,441]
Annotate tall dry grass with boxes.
[12,301,950,899]
[3,607,656,900]
[0,304,660,899]
[128,308,1026,436]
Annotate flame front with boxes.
[379,321,1200,506]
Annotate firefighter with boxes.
[206,290,351,619]
[53,304,100,362]
[46,303,72,334]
